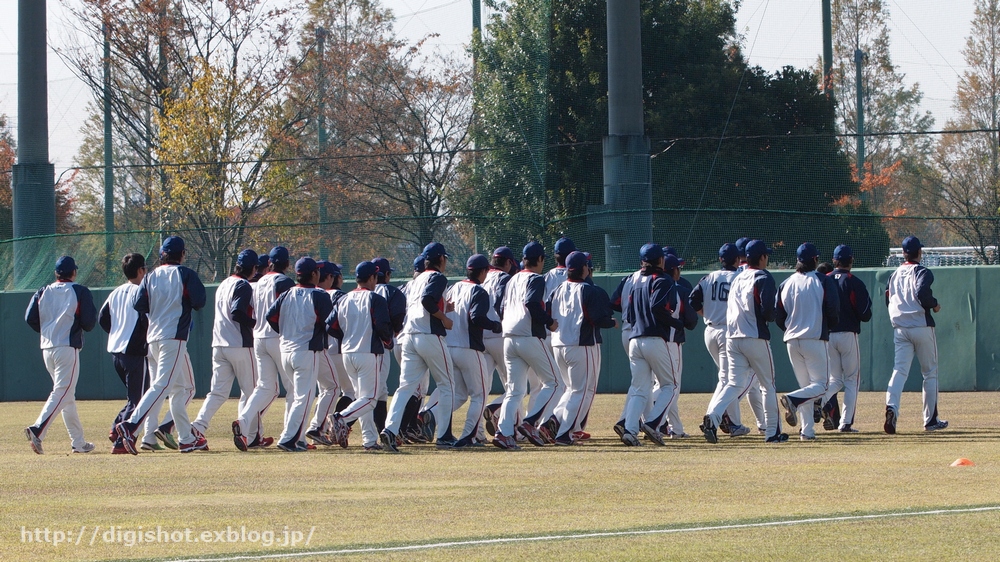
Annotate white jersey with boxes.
[777,272,827,341]
[401,270,449,336]
[252,272,293,339]
[212,275,254,348]
[102,282,142,353]
[694,269,739,328]
[327,289,346,353]
[337,288,382,354]
[501,270,547,338]
[543,266,569,300]
[887,262,937,328]
[481,268,508,340]
[30,282,91,349]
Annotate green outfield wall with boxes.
[1,267,994,402]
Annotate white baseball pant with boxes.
[624,337,675,436]
[450,347,494,440]
[823,331,861,428]
[340,352,380,447]
[277,349,319,445]
[552,345,598,438]
[34,346,87,450]
[484,337,509,411]
[886,326,939,427]
[386,333,455,440]
[237,337,287,441]
[663,342,685,434]
[644,341,683,432]
[497,336,559,437]
[574,344,601,432]
[129,339,197,444]
[308,349,343,434]
[192,346,257,434]
[707,337,780,438]
[786,338,830,438]
[705,325,742,425]
[376,337,395,401]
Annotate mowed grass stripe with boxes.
[154,505,1000,562]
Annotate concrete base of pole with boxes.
[12,162,55,289]
[588,135,652,272]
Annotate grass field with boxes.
[3,392,1000,561]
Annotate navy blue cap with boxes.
[318,260,342,277]
[371,257,394,275]
[160,235,185,255]
[584,251,593,269]
[796,242,819,261]
[523,241,546,259]
[257,253,271,268]
[553,237,576,256]
[412,254,426,273]
[719,243,738,261]
[466,254,490,270]
[663,246,685,266]
[746,240,773,260]
[237,249,258,270]
[356,261,378,279]
[663,255,681,270]
[565,251,588,271]
[639,243,664,263]
[422,242,450,259]
[735,237,751,257]
[493,246,515,261]
[55,255,77,276]
[902,236,923,254]
[833,245,853,261]
[295,257,318,275]
[269,246,290,264]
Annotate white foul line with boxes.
[169,505,1000,562]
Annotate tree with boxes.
[931,0,1000,263]
[831,0,937,243]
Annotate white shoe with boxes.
[73,442,95,453]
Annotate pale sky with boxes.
[0,0,979,173]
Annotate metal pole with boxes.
[104,23,115,284]
[473,0,481,34]
[316,26,328,260]
[13,0,56,289]
[855,48,865,183]
[822,0,833,98]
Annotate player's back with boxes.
[253,272,293,339]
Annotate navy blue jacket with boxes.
[624,268,685,340]
[829,269,873,334]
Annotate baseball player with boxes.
[325,261,393,451]
[381,242,457,451]
[305,261,347,445]
[372,257,407,434]
[482,247,517,437]
[689,243,752,438]
[492,241,561,450]
[259,257,334,452]
[115,236,208,454]
[567,251,602,440]
[441,254,504,447]
[544,237,576,299]
[100,253,173,453]
[776,243,840,440]
[233,246,295,449]
[702,240,786,443]
[610,258,643,438]
[648,253,698,439]
[548,251,616,445]
[884,236,948,433]
[397,254,429,443]
[818,245,872,432]
[24,256,98,454]
[190,249,259,438]
[619,244,684,446]
[250,253,269,283]
[734,237,767,433]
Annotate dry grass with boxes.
[2,391,1000,561]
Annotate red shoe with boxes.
[112,444,129,454]
[571,431,591,441]
[108,429,118,443]
[249,436,274,448]
[179,436,208,453]
[305,443,317,450]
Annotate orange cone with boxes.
[951,458,975,467]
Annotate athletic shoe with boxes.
[613,420,626,438]
[536,422,555,444]
[765,432,789,443]
[839,425,859,433]
[419,411,436,443]
[884,407,897,435]
[306,429,333,447]
[925,420,949,431]
[108,429,118,443]
[554,433,574,446]
[302,442,317,450]
[179,436,209,453]
[541,417,559,444]
[436,438,457,449]
[757,427,767,435]
[380,429,400,453]
[140,442,163,451]
[729,424,751,437]
[667,430,690,439]
[25,427,43,455]
[493,433,520,450]
[72,442,95,453]
[403,427,426,444]
[483,406,499,436]
[780,395,798,427]
[620,431,642,446]
[232,421,248,452]
[248,436,274,449]
[363,443,383,453]
[719,412,732,434]
[330,414,350,448]
[813,400,823,423]
[275,440,305,452]
[114,422,138,455]
[823,395,841,430]
[154,428,178,450]
[799,433,817,441]
[701,415,718,444]
[640,422,665,446]
[571,430,591,441]
[516,422,546,446]
[452,436,475,448]
[822,413,837,431]
[112,444,129,454]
